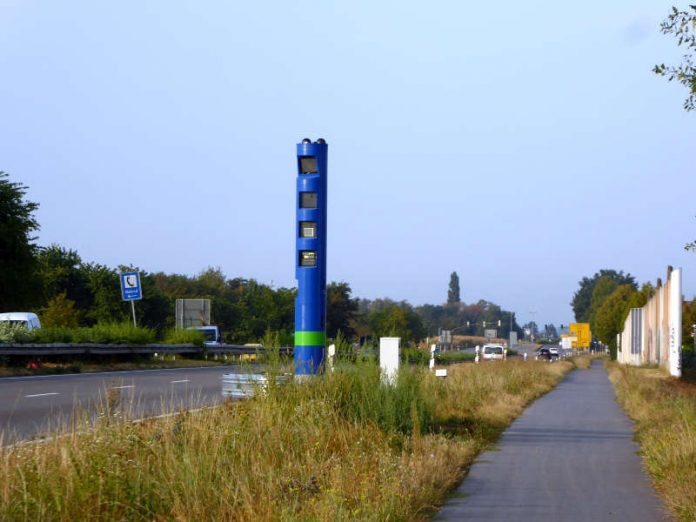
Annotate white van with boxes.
[0,312,42,331]
[481,343,506,361]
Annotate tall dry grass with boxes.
[608,364,696,521]
[0,360,572,521]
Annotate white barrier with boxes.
[618,266,682,377]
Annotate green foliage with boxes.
[28,323,156,344]
[589,276,620,330]
[447,271,460,304]
[0,172,40,310]
[162,328,205,347]
[326,282,358,338]
[684,299,696,352]
[401,346,430,365]
[654,5,696,111]
[435,351,476,365]
[321,362,435,435]
[0,323,33,343]
[415,299,521,339]
[367,302,426,344]
[594,285,637,360]
[572,269,636,323]
[40,291,80,327]
[82,263,126,324]
[333,330,356,362]
[36,244,90,309]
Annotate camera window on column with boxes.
[299,251,317,267]
[300,192,317,208]
[299,221,317,238]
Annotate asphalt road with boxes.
[0,365,248,443]
[436,360,670,521]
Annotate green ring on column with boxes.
[295,331,326,346]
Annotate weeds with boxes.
[0,359,572,520]
[608,363,696,521]
[161,328,205,347]
[27,323,156,344]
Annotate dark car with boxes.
[536,347,558,361]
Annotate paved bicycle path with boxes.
[436,360,669,521]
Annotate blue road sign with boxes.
[120,271,142,301]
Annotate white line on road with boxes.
[170,379,190,384]
[24,392,60,398]
[111,385,134,389]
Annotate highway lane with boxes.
[0,365,252,443]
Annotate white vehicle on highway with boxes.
[0,312,41,331]
[481,343,506,361]
[187,325,222,347]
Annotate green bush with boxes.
[30,327,76,343]
[0,323,33,343]
[435,351,475,365]
[401,346,430,365]
[24,323,156,344]
[162,328,205,347]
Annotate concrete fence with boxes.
[617,266,682,377]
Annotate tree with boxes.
[654,5,696,111]
[40,291,80,327]
[447,271,461,304]
[36,244,90,310]
[326,282,358,338]
[571,269,636,322]
[588,276,619,330]
[0,172,40,310]
[683,299,695,352]
[594,285,637,360]
[367,302,426,345]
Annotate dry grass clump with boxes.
[608,364,696,521]
[0,360,572,521]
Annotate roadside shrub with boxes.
[162,328,205,347]
[0,323,32,343]
[401,346,430,365]
[24,323,156,344]
[29,327,76,343]
[436,351,475,365]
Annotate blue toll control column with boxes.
[294,138,328,375]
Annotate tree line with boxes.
[2,173,522,346]
[570,269,695,359]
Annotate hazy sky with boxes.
[1,1,694,327]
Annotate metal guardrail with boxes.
[0,344,293,356]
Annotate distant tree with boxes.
[447,271,461,304]
[588,276,619,331]
[40,291,80,327]
[571,269,636,322]
[326,282,358,339]
[683,299,695,352]
[594,285,637,360]
[82,263,126,324]
[368,303,425,345]
[654,5,696,111]
[36,244,90,310]
[0,172,40,310]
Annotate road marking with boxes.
[111,385,134,389]
[170,379,190,384]
[24,392,59,398]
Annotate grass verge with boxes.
[608,363,696,521]
[0,359,572,520]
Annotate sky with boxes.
[1,1,694,328]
